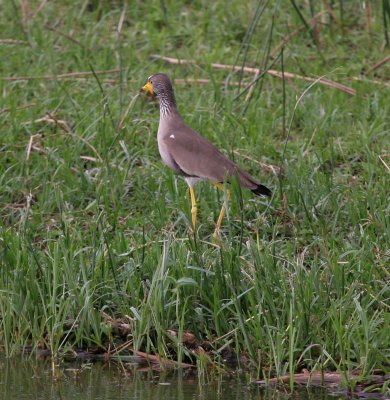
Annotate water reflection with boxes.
[0,355,349,400]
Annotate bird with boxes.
[142,73,271,237]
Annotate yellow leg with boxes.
[209,181,231,237]
[189,186,197,230]
[214,204,227,237]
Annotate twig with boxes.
[20,0,29,33]
[32,0,49,19]
[254,370,390,386]
[153,56,194,66]
[350,77,390,88]
[364,1,372,47]
[116,3,127,35]
[152,55,356,96]
[175,78,211,85]
[55,77,118,84]
[0,39,28,45]
[131,349,194,369]
[244,71,260,102]
[31,145,47,155]
[365,55,390,74]
[80,156,99,162]
[379,155,390,173]
[207,63,356,95]
[26,135,39,161]
[25,136,49,160]
[0,69,122,81]
[35,113,71,132]
[0,102,35,115]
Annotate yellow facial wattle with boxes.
[142,81,154,94]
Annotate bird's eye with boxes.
[150,80,153,84]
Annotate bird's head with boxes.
[142,73,174,99]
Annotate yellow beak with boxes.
[142,81,154,94]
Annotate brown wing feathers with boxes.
[164,124,271,197]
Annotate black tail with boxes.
[252,184,272,197]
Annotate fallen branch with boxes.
[0,68,122,81]
[351,77,390,88]
[152,55,356,96]
[0,39,28,45]
[254,370,390,386]
[131,349,194,369]
[365,55,390,74]
[174,78,240,85]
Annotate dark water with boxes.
[0,355,350,400]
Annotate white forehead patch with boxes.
[169,134,175,139]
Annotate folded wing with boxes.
[163,122,271,196]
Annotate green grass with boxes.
[0,0,389,390]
